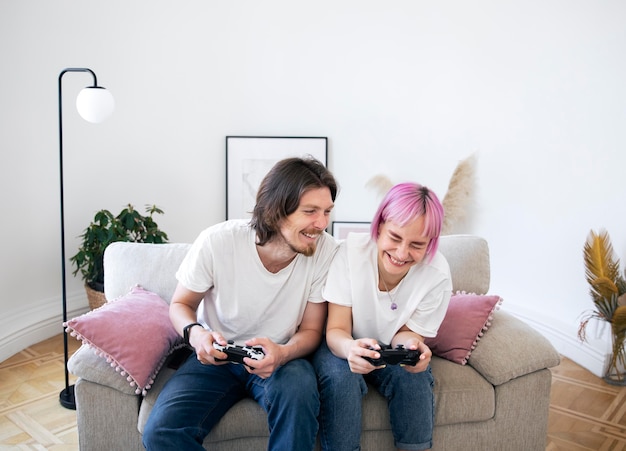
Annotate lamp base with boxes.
[59,385,76,410]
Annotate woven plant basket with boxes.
[85,283,107,310]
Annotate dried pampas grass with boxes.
[441,153,477,235]
[365,174,394,198]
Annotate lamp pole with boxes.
[58,68,114,410]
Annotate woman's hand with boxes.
[400,338,431,373]
[346,338,386,374]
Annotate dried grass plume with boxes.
[441,153,477,235]
[365,175,394,198]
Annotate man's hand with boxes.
[190,329,229,366]
[242,337,285,379]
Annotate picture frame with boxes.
[331,221,371,240]
[226,136,328,220]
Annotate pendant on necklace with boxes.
[379,272,399,311]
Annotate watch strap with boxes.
[183,322,203,346]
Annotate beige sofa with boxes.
[68,235,560,451]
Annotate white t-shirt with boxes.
[176,220,339,344]
[323,233,452,344]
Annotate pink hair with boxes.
[370,182,444,263]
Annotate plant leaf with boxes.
[583,230,621,303]
[612,305,626,336]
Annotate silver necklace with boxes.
[379,272,398,310]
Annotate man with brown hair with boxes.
[143,157,339,451]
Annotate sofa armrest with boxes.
[467,311,561,386]
[74,378,145,451]
[68,345,143,396]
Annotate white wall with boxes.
[1,1,625,376]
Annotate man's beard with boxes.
[283,231,318,257]
[293,242,316,257]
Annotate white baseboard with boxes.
[0,290,89,363]
[502,303,611,377]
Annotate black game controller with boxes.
[213,340,265,365]
[363,343,421,366]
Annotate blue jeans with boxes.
[312,341,434,451]
[143,353,320,451]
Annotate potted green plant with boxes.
[579,229,626,385]
[70,204,169,309]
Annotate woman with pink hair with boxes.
[313,182,452,451]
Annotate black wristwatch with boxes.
[183,322,203,346]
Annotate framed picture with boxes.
[226,136,328,220]
[331,221,371,240]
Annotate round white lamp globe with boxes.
[76,87,115,123]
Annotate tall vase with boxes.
[603,332,626,386]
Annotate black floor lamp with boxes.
[58,68,114,410]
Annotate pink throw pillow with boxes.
[64,285,183,394]
[424,292,502,365]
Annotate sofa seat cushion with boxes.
[358,358,493,431]
[136,355,495,440]
[138,366,271,442]
[431,357,495,425]
[138,366,176,433]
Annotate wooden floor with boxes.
[547,357,626,450]
[0,335,625,450]
[0,335,80,450]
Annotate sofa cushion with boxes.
[65,285,184,394]
[467,311,561,386]
[424,293,502,365]
[361,357,495,428]
[430,357,495,424]
[104,242,191,302]
[356,357,496,431]
[438,235,490,294]
[138,360,271,441]
[136,355,495,439]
